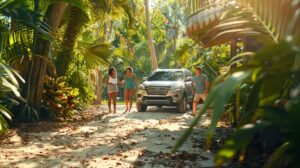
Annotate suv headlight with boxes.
[138,84,145,90]
[170,85,181,90]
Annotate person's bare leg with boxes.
[113,93,117,114]
[108,93,112,113]
[129,89,135,112]
[201,94,209,115]
[124,90,129,112]
[192,101,198,116]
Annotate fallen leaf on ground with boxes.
[103,156,109,160]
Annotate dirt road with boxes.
[0,105,218,168]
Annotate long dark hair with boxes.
[108,67,116,76]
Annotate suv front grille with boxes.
[146,86,170,95]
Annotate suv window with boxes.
[184,70,192,78]
[148,71,184,81]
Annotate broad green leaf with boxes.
[0,105,10,133]
[173,71,250,152]
[1,77,20,97]
[259,74,289,106]
[207,71,251,143]
[264,142,290,168]
[0,105,12,120]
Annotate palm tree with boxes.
[0,0,90,111]
[27,2,70,110]
[55,0,135,76]
[144,0,158,70]
[55,6,88,76]
[54,0,135,105]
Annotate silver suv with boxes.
[136,69,193,113]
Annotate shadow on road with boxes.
[0,105,218,168]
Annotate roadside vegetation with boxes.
[0,0,299,167]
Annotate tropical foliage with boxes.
[0,63,22,132]
[42,77,79,119]
[0,0,134,128]
[174,0,300,167]
[1,0,298,167]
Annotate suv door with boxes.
[184,70,193,102]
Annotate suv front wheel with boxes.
[137,103,147,112]
[177,95,187,113]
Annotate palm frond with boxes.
[0,0,52,62]
[83,39,112,69]
[39,0,90,19]
[90,0,135,27]
[0,62,22,133]
[0,0,51,39]
[0,105,12,133]
[186,0,300,46]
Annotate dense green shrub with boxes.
[67,69,95,105]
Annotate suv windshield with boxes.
[148,71,184,81]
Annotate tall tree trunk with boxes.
[95,68,103,104]
[98,69,103,104]
[27,2,67,110]
[103,21,113,41]
[144,0,158,70]
[55,7,86,76]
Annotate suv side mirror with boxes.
[143,77,147,81]
[185,77,192,82]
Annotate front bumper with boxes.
[136,89,182,106]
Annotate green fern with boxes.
[0,63,22,133]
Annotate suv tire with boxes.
[137,103,147,112]
[177,95,187,113]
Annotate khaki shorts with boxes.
[194,93,207,102]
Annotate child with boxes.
[106,67,119,113]
[123,67,138,112]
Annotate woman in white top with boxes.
[106,67,119,113]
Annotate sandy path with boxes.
[0,105,217,168]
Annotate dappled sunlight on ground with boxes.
[0,105,226,168]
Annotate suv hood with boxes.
[143,81,183,87]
